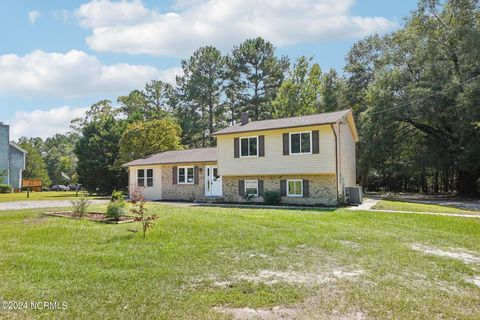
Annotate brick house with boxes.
[124,109,359,206]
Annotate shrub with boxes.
[110,190,124,202]
[0,184,13,194]
[106,202,128,220]
[263,190,282,205]
[130,187,157,238]
[70,196,91,217]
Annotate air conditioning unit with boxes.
[346,186,363,204]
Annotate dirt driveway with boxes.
[368,193,480,211]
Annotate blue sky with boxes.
[0,0,417,139]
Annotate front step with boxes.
[194,196,225,204]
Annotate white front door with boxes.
[205,166,222,196]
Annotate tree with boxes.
[320,69,347,112]
[74,101,127,194]
[144,80,175,114]
[118,118,183,164]
[43,133,79,185]
[230,37,289,120]
[348,0,480,194]
[272,56,322,118]
[176,46,226,146]
[17,137,51,186]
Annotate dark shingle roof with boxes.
[213,109,351,136]
[123,147,217,167]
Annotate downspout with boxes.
[330,123,339,199]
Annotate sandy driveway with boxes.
[0,200,109,211]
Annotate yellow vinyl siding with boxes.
[339,120,356,188]
[217,125,336,176]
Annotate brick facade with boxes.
[160,163,214,201]
[222,174,337,206]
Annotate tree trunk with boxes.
[457,170,479,196]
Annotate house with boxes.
[124,109,359,206]
[0,122,27,191]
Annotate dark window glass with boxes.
[291,134,300,153]
[249,137,257,156]
[146,169,153,187]
[291,132,311,154]
[240,137,258,157]
[301,133,311,153]
[178,167,185,183]
[137,169,145,187]
[187,167,194,183]
[241,138,249,156]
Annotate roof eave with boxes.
[123,160,218,167]
[212,121,339,137]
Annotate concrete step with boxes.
[194,196,225,204]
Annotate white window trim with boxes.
[178,166,195,184]
[239,136,259,158]
[287,179,303,197]
[289,131,312,155]
[244,179,259,197]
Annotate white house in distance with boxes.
[124,109,359,205]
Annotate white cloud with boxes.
[75,0,149,28]
[8,106,88,140]
[28,10,41,24]
[76,0,396,56]
[0,50,181,99]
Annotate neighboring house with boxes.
[0,122,27,191]
[124,109,359,205]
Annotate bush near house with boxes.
[263,190,282,205]
[0,184,13,194]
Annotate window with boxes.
[290,132,311,154]
[287,179,303,197]
[138,169,153,187]
[240,136,258,157]
[137,169,145,187]
[245,180,258,196]
[178,166,194,184]
[146,169,153,187]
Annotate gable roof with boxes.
[123,147,217,167]
[9,142,27,154]
[212,109,354,136]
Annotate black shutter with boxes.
[283,133,289,155]
[303,179,310,197]
[172,167,177,185]
[258,180,264,196]
[312,130,319,154]
[258,135,265,157]
[234,138,240,158]
[280,180,287,196]
[194,166,199,185]
[239,180,245,196]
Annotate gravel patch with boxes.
[411,244,480,264]
[466,276,480,288]
[212,268,364,287]
[213,306,298,320]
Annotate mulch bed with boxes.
[42,212,134,224]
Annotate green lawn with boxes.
[373,199,480,215]
[0,204,479,319]
[0,191,106,202]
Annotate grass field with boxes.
[373,199,480,215]
[0,191,106,202]
[0,203,479,319]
